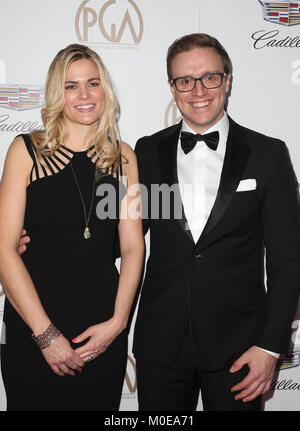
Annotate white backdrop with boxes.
[0,0,300,411]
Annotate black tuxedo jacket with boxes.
[132,117,300,372]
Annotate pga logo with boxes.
[75,0,143,45]
[164,99,182,128]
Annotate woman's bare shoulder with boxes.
[3,135,33,176]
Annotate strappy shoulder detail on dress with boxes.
[21,134,100,185]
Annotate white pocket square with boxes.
[236,179,256,192]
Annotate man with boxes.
[132,33,300,411]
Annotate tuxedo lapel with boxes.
[158,123,180,187]
[198,118,251,242]
[158,122,194,242]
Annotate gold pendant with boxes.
[83,227,91,239]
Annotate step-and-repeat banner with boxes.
[0,0,299,411]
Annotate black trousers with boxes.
[135,328,261,411]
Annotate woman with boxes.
[0,44,144,411]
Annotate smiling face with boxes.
[169,47,231,134]
[63,58,106,131]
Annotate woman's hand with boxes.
[72,319,125,363]
[41,334,85,376]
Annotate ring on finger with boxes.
[259,383,265,388]
[88,355,94,361]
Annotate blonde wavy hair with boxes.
[30,44,122,174]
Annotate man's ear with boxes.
[225,73,232,94]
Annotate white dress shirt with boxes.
[177,112,279,359]
[177,114,228,243]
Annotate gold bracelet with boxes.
[32,323,61,350]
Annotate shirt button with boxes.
[193,253,203,259]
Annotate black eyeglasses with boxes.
[171,73,227,92]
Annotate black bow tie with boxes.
[180,131,219,154]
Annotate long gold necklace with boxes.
[69,160,96,239]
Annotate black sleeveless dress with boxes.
[1,134,127,411]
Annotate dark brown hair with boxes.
[166,33,232,80]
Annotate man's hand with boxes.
[230,346,277,402]
[18,229,30,254]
